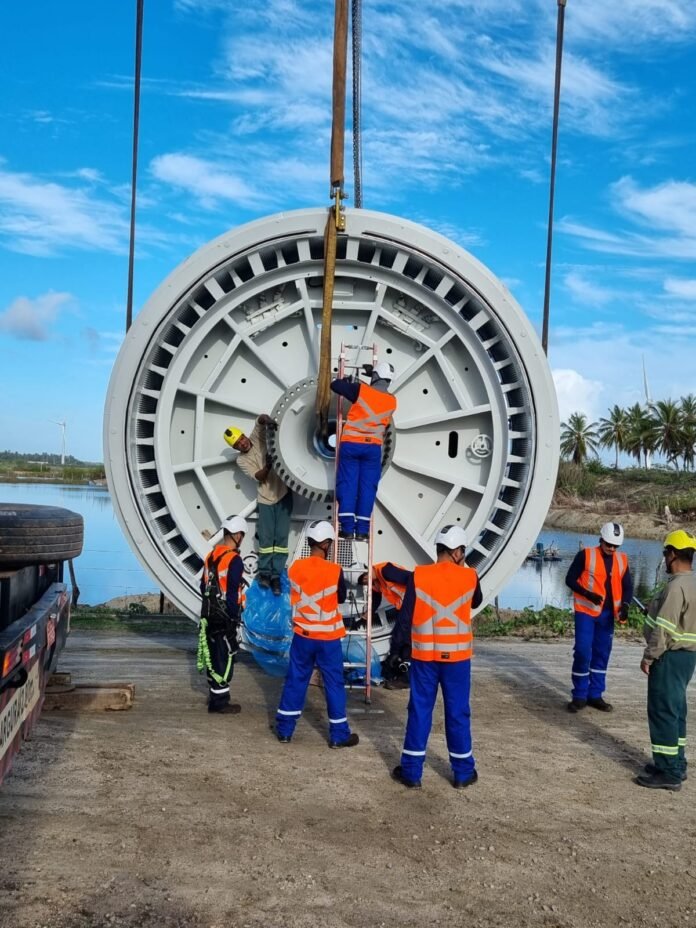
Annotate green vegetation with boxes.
[0,450,105,484]
[474,601,649,638]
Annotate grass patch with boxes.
[71,605,192,634]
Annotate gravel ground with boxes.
[1,629,695,928]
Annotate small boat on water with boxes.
[526,541,563,563]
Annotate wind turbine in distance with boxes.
[50,419,67,466]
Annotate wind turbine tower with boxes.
[51,419,67,466]
[642,356,652,470]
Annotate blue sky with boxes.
[0,0,694,461]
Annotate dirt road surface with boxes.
[1,630,695,928]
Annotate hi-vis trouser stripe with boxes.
[449,750,473,759]
[402,749,426,756]
[258,546,274,554]
[329,716,347,724]
[679,737,687,747]
[277,709,302,716]
[645,613,696,643]
[652,743,680,756]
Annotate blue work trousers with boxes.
[336,441,381,536]
[276,634,351,742]
[571,608,614,700]
[400,659,475,781]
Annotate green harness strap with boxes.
[197,618,234,686]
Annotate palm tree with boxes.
[560,412,600,465]
[650,399,685,470]
[625,403,654,469]
[598,404,629,469]
[680,395,696,469]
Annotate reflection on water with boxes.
[0,483,668,610]
[0,482,156,605]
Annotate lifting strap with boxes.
[125,0,144,333]
[316,0,350,443]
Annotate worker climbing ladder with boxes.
[333,341,378,704]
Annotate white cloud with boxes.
[552,368,603,422]
[563,270,620,306]
[664,277,696,300]
[0,292,73,341]
[560,177,696,261]
[150,153,264,210]
[563,0,696,45]
[0,162,128,255]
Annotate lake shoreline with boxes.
[544,506,694,541]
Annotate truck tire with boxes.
[0,503,84,566]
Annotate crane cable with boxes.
[351,0,363,209]
[316,0,350,442]
[125,0,145,333]
[541,0,568,355]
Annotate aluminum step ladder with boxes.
[333,341,378,704]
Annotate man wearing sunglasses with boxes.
[565,522,634,713]
[636,530,696,791]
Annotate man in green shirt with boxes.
[637,529,696,791]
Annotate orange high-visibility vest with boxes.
[374,562,408,610]
[289,557,345,641]
[341,383,397,446]
[411,562,477,662]
[203,545,244,609]
[573,546,628,618]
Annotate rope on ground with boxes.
[316,0,350,442]
[125,0,145,333]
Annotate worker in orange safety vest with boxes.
[275,520,359,749]
[390,525,482,789]
[331,361,397,541]
[565,522,633,714]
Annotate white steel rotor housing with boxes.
[104,208,559,640]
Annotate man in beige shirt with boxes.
[224,415,292,595]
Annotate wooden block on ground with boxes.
[48,672,72,687]
[44,683,135,712]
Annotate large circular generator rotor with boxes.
[104,208,559,620]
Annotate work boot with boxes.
[257,573,271,589]
[587,697,613,712]
[384,678,410,690]
[391,765,422,789]
[208,703,241,714]
[635,771,682,791]
[276,731,292,744]
[338,529,354,540]
[453,770,479,790]
[329,732,359,749]
[567,698,587,713]
[270,576,282,596]
[354,533,369,542]
[644,763,687,782]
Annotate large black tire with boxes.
[0,503,84,566]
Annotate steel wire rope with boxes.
[125,0,144,333]
[351,0,363,208]
[541,0,568,355]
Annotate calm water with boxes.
[0,482,665,609]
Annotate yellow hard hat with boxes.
[223,426,244,448]
[664,529,696,551]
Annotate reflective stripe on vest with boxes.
[411,564,476,662]
[374,562,407,610]
[289,558,345,641]
[341,384,396,445]
[573,547,627,619]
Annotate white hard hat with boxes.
[306,520,334,544]
[374,360,394,381]
[221,515,248,536]
[435,524,468,550]
[600,522,624,546]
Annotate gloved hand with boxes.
[582,589,603,606]
[618,603,629,625]
[361,363,374,378]
[258,414,277,430]
[385,652,402,672]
